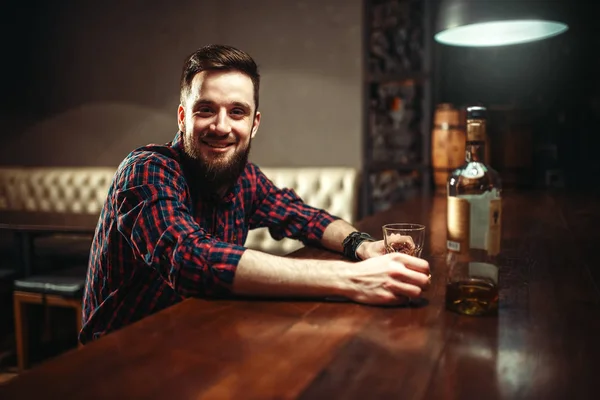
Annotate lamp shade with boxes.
[435,0,569,47]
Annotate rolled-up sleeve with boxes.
[115,155,245,297]
[248,166,339,246]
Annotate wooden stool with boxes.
[13,266,86,371]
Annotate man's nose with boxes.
[210,110,230,135]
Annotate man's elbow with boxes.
[168,265,230,298]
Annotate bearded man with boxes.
[80,44,430,344]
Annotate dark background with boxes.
[1,0,599,192]
[433,1,600,191]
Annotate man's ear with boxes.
[177,104,186,132]
[251,111,261,138]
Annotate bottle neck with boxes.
[466,141,485,162]
[466,118,487,163]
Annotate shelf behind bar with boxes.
[368,71,430,84]
[366,162,430,173]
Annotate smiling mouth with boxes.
[201,140,234,149]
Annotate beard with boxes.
[182,131,251,194]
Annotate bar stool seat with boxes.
[13,266,87,371]
[14,273,85,298]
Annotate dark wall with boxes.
[0,0,363,168]
[0,1,46,113]
[2,0,597,191]
[433,2,600,191]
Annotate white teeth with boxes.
[203,141,230,148]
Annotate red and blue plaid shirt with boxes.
[80,131,337,343]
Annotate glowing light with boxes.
[435,20,568,47]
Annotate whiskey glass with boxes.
[382,223,425,257]
[383,223,428,306]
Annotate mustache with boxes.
[200,133,236,143]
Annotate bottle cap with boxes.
[467,106,487,120]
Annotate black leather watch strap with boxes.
[342,231,376,261]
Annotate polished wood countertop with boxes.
[1,191,598,399]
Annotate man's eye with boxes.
[198,107,213,114]
[231,109,245,115]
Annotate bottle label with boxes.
[447,196,470,255]
[467,120,487,142]
[447,190,501,254]
[488,199,502,256]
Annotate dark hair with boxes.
[179,44,260,110]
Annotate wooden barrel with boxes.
[431,103,466,193]
[489,107,534,189]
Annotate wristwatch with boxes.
[342,231,376,261]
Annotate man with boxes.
[80,44,430,344]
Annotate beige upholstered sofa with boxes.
[0,166,359,255]
[245,167,359,254]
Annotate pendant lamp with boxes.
[434,0,569,47]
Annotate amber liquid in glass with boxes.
[445,278,498,316]
[385,242,422,257]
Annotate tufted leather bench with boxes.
[246,167,360,254]
[0,166,359,255]
[0,167,116,214]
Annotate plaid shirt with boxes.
[80,131,338,344]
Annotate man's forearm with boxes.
[232,244,432,305]
[320,219,375,261]
[231,219,381,299]
[320,219,359,254]
[232,248,350,298]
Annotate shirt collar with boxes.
[171,130,185,153]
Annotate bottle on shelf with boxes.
[445,105,502,316]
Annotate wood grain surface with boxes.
[1,191,598,399]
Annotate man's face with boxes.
[178,70,260,191]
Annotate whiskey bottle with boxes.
[445,106,502,316]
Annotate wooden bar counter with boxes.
[0,191,598,399]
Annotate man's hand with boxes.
[356,234,418,260]
[338,252,431,305]
[355,239,386,260]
